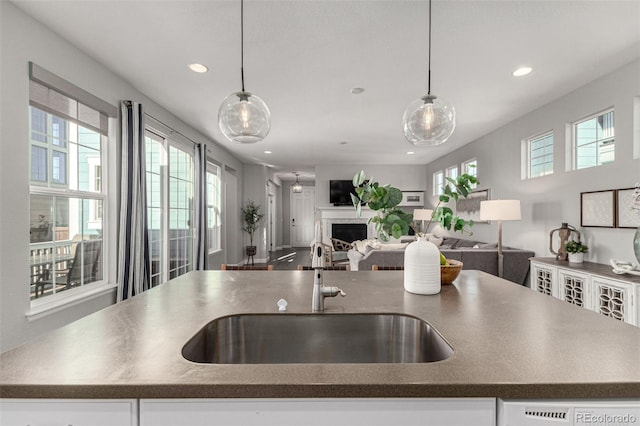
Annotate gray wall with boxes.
[0,1,244,352]
[426,59,640,264]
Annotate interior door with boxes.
[290,186,315,247]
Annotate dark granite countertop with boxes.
[1,270,639,399]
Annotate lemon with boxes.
[439,252,448,266]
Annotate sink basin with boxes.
[182,313,453,364]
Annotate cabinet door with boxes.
[591,277,635,324]
[0,399,138,426]
[140,398,496,426]
[557,268,590,309]
[530,263,557,298]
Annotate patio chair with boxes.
[35,240,102,297]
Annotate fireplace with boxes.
[332,223,367,242]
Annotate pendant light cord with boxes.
[240,0,245,92]
[427,0,432,95]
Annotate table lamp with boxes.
[413,209,434,235]
[480,200,521,278]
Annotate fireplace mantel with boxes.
[318,206,376,240]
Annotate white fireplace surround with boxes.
[318,206,377,241]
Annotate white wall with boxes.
[0,1,244,352]
[426,59,640,264]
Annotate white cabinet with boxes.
[530,259,639,326]
[139,398,495,426]
[591,276,636,324]
[0,399,138,426]
[556,268,591,309]
[530,262,557,297]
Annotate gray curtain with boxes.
[117,100,150,301]
[194,143,208,270]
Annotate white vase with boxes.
[568,252,584,264]
[403,237,441,295]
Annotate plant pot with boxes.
[568,252,584,264]
[245,246,257,257]
[403,238,440,295]
[441,259,463,284]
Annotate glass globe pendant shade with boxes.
[218,91,271,143]
[402,94,456,146]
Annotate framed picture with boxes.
[456,189,490,224]
[580,190,615,228]
[615,188,640,228]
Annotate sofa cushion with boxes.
[454,239,479,248]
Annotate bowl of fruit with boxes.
[440,254,463,285]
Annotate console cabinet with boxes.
[530,258,639,326]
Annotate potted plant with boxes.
[351,170,478,240]
[351,170,478,290]
[565,240,588,264]
[241,200,264,265]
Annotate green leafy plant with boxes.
[351,170,478,241]
[426,172,479,235]
[565,240,588,253]
[241,200,264,247]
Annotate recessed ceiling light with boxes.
[512,66,532,77]
[188,63,209,73]
[350,88,365,95]
[407,151,415,155]
[264,150,272,154]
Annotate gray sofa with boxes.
[347,237,535,285]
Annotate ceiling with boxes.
[12,0,640,181]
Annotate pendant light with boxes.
[218,0,271,143]
[292,172,303,193]
[402,0,455,146]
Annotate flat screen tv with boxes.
[329,180,357,206]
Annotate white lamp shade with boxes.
[413,209,434,221]
[480,200,521,221]
[218,91,271,143]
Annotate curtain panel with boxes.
[117,100,151,301]
[194,143,208,270]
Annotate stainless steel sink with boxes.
[182,313,453,364]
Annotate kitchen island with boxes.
[1,269,639,400]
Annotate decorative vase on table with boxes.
[404,237,441,295]
[568,252,584,264]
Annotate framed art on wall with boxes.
[615,188,640,228]
[580,190,615,228]
[456,189,490,224]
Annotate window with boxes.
[525,132,554,178]
[145,130,195,287]
[446,165,459,182]
[206,163,222,253]
[28,72,113,303]
[461,158,478,188]
[433,170,444,196]
[573,109,614,169]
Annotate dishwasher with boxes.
[498,399,640,425]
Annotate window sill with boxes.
[26,283,117,321]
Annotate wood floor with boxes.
[266,248,312,270]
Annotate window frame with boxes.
[523,130,554,179]
[206,162,222,255]
[461,158,478,188]
[571,108,615,170]
[28,108,110,309]
[432,170,444,196]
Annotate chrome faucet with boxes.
[311,221,346,312]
